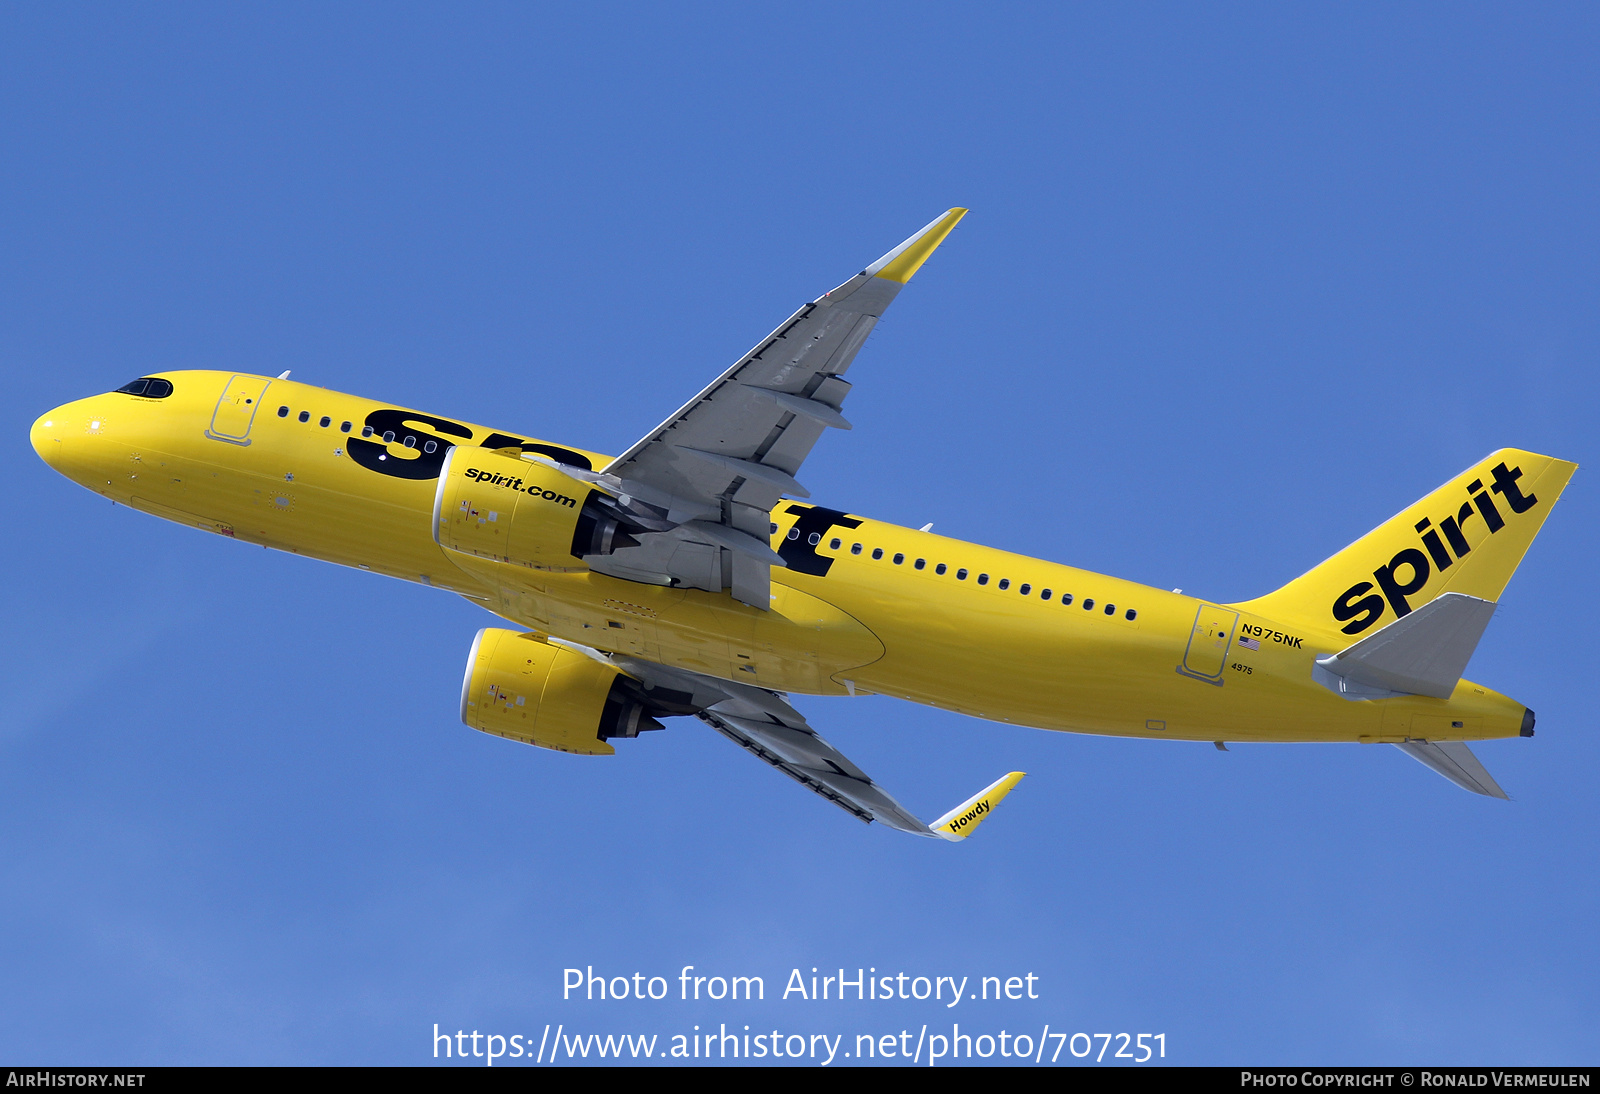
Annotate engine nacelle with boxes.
[460,628,666,755]
[434,447,644,571]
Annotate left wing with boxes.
[570,643,1022,839]
[541,209,967,608]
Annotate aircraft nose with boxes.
[31,398,113,478]
[30,408,65,468]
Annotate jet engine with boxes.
[460,628,679,755]
[434,448,648,571]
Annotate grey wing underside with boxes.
[602,649,934,835]
[560,210,966,609]
[589,275,894,608]
[697,710,931,835]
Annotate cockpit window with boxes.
[114,377,173,399]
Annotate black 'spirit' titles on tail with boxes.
[1332,462,1537,635]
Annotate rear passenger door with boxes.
[1178,604,1239,685]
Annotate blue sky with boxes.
[4,3,1597,1065]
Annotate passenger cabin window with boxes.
[997,578,1010,590]
[808,533,821,546]
[957,568,968,580]
[977,574,989,585]
[1041,588,1052,599]
[362,425,374,437]
[340,421,352,433]
[424,439,438,454]
[382,431,395,443]
[914,558,925,570]
[298,411,310,423]
[1105,603,1116,615]
[1019,583,1030,595]
[830,538,841,550]
[851,543,862,555]
[872,548,883,560]
[1083,598,1095,610]
[1125,609,1137,621]
[893,553,904,565]
[319,416,331,428]
[278,406,289,417]
[114,377,173,398]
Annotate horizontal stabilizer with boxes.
[930,772,1026,841]
[1315,592,1496,700]
[1395,739,1508,799]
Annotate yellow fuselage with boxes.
[32,371,1528,745]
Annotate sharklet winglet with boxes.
[930,771,1025,841]
[864,208,968,284]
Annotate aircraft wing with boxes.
[576,209,967,608]
[579,644,1021,839]
[698,706,931,834]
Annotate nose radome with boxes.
[31,399,110,474]
[30,409,64,467]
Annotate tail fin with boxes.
[1236,449,1576,637]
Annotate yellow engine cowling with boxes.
[434,447,632,572]
[459,628,667,755]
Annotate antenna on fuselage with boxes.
[278,370,291,380]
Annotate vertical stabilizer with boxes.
[1236,449,1576,637]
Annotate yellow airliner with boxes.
[29,210,1578,838]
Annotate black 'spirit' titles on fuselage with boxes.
[348,409,596,482]
[463,467,577,508]
[1331,462,1538,635]
[945,799,990,831]
[780,503,863,577]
